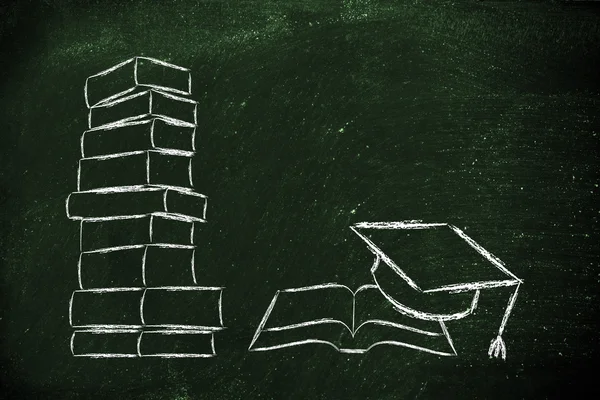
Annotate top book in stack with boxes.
[85,57,192,108]
[85,57,196,130]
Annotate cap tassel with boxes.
[488,335,506,360]
[488,282,521,360]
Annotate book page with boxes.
[250,284,355,351]
[251,323,353,352]
[263,285,354,331]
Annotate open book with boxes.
[249,283,457,355]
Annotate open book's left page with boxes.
[249,284,354,351]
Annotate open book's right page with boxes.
[349,285,456,356]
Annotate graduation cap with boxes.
[350,221,523,360]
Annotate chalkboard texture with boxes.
[1,0,599,398]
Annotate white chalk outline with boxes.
[80,148,196,160]
[370,255,482,322]
[139,329,215,358]
[141,246,149,287]
[249,283,457,356]
[191,249,197,285]
[76,156,197,192]
[350,220,523,360]
[70,329,216,358]
[87,88,197,130]
[191,125,197,152]
[188,158,194,188]
[85,58,136,109]
[78,208,195,253]
[350,221,523,292]
[81,118,196,158]
[82,244,195,255]
[69,286,226,330]
[78,244,196,289]
[84,56,192,108]
[70,328,139,358]
[66,185,208,222]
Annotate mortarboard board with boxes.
[350,221,523,360]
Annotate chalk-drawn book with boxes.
[88,89,197,129]
[78,245,197,289]
[69,286,224,330]
[78,150,193,191]
[66,186,207,221]
[71,329,216,358]
[85,56,192,108]
[79,214,198,252]
[81,118,196,158]
[249,284,457,355]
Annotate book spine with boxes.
[134,56,192,98]
[164,189,208,221]
[85,58,137,108]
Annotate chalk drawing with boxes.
[68,286,225,330]
[71,329,216,358]
[67,57,224,358]
[250,221,522,360]
[84,56,192,108]
[249,283,457,355]
[351,221,522,360]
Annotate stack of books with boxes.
[66,57,224,358]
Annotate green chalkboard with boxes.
[2,0,599,398]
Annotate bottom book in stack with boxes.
[71,329,217,358]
